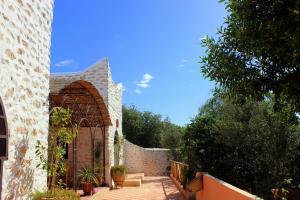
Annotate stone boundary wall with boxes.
[124,140,170,176]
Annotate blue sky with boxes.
[50,0,227,126]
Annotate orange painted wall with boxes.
[196,175,260,200]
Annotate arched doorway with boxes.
[0,97,8,197]
[49,80,111,190]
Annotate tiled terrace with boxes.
[88,176,185,200]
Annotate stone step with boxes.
[126,173,145,182]
[122,178,141,187]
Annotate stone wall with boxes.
[124,140,170,176]
[0,0,54,199]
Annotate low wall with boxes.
[196,174,262,200]
[124,140,169,176]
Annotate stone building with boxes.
[0,0,124,196]
[0,0,54,199]
[49,58,123,186]
[0,0,169,199]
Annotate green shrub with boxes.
[32,188,80,200]
[111,165,127,175]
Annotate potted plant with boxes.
[78,166,98,195]
[95,165,104,187]
[111,165,127,187]
[271,179,300,200]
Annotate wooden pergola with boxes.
[49,80,111,190]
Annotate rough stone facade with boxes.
[50,58,123,184]
[0,0,54,199]
[124,140,170,176]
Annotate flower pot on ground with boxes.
[95,174,104,187]
[82,182,93,195]
[95,165,104,187]
[78,166,99,195]
[111,165,127,187]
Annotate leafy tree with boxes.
[122,106,185,154]
[122,106,144,144]
[161,118,185,161]
[201,0,300,114]
[140,111,163,148]
[184,97,300,199]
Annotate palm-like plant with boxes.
[78,166,98,185]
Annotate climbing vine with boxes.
[36,107,78,189]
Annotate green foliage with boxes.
[78,166,99,185]
[200,0,300,114]
[122,105,163,147]
[35,107,79,189]
[111,165,127,175]
[122,105,185,150]
[198,2,300,198]
[183,97,300,199]
[122,106,144,145]
[114,133,124,147]
[276,178,300,200]
[122,105,185,161]
[32,188,80,200]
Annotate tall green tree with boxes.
[122,105,144,144]
[201,0,300,114]
[122,106,185,152]
[161,118,185,161]
[184,97,300,199]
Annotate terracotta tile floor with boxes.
[90,176,185,200]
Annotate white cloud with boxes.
[55,59,75,67]
[179,59,188,67]
[181,59,188,63]
[136,73,153,88]
[134,88,141,94]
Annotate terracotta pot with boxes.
[96,175,104,186]
[82,182,93,195]
[111,171,125,187]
